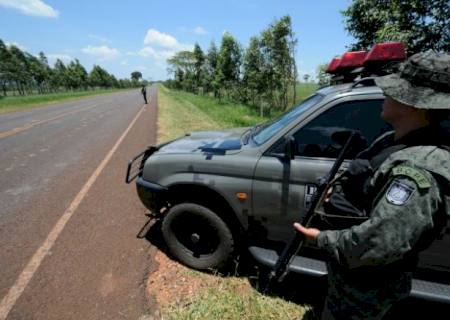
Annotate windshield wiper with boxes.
[242,124,262,145]
[252,123,264,135]
[241,127,252,145]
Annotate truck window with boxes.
[294,99,391,158]
[253,94,324,145]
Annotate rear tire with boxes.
[161,203,234,270]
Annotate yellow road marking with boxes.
[0,104,99,139]
[0,105,146,320]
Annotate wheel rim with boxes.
[171,212,220,257]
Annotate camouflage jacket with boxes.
[316,131,450,319]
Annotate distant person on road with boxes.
[141,85,148,104]
[294,50,450,319]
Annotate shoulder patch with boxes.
[386,180,415,205]
[392,165,431,189]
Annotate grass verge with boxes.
[158,86,266,141]
[149,250,314,320]
[159,83,318,135]
[157,86,225,143]
[0,88,129,114]
[165,277,310,320]
[156,85,318,319]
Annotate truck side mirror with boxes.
[284,136,297,160]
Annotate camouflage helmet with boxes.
[375,50,450,109]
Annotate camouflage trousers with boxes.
[321,264,412,319]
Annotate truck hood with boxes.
[157,127,248,155]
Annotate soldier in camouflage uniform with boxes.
[294,50,450,319]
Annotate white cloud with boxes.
[0,0,58,18]
[143,28,193,51]
[194,26,207,35]
[138,47,156,58]
[136,65,148,71]
[144,29,177,48]
[88,34,111,44]
[179,26,208,35]
[5,41,27,51]
[48,54,73,64]
[120,60,128,66]
[138,46,177,60]
[81,45,120,60]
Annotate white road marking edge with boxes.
[0,105,147,320]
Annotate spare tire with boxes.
[161,203,234,270]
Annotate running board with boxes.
[248,246,450,304]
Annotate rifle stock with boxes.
[263,131,358,293]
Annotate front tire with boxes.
[161,203,234,270]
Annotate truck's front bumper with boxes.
[136,177,168,212]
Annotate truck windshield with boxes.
[253,94,324,145]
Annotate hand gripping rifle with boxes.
[263,130,360,293]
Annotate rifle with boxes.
[264,130,360,293]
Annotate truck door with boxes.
[251,98,389,243]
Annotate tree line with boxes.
[0,39,145,96]
[165,1,449,112]
[165,16,298,113]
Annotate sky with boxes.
[0,0,355,81]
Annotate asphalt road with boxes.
[0,88,159,319]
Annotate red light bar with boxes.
[326,57,342,73]
[364,42,406,63]
[338,51,368,68]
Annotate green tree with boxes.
[8,45,30,95]
[109,74,119,88]
[131,71,142,82]
[119,78,132,88]
[316,63,331,87]
[204,41,219,96]
[0,37,123,94]
[174,68,184,90]
[38,52,51,93]
[74,59,88,89]
[167,51,196,91]
[89,65,112,88]
[0,40,11,95]
[260,16,297,110]
[52,59,68,91]
[66,59,88,90]
[215,32,242,99]
[342,0,450,54]
[193,43,205,92]
[26,53,47,93]
[242,36,265,109]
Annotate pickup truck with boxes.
[126,77,450,304]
